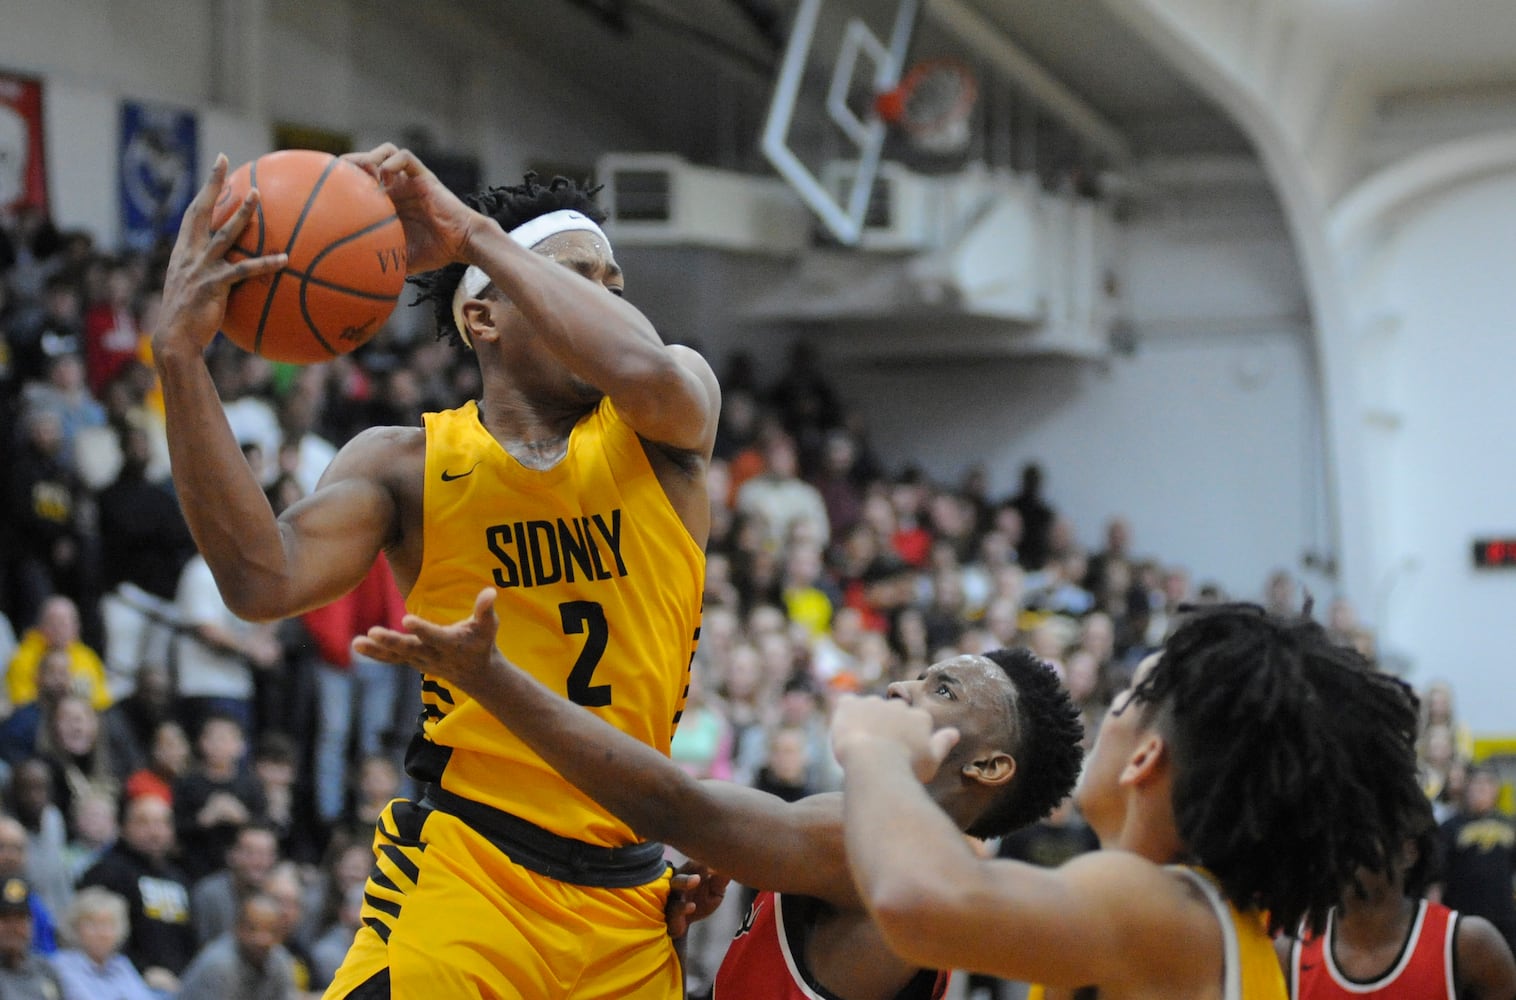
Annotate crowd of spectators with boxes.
[0,206,1506,998]
[0,211,444,997]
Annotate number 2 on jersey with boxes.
[560,600,612,707]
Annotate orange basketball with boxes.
[210,150,407,364]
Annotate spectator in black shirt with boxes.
[6,407,92,635]
[1008,462,1056,572]
[108,663,177,775]
[767,341,842,472]
[751,725,814,806]
[172,714,266,882]
[78,795,195,995]
[97,423,194,601]
[1436,764,1516,956]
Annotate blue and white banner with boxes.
[119,99,198,251]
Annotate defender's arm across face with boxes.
[353,588,857,906]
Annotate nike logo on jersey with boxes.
[441,462,482,482]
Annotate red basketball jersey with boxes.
[713,890,949,1000]
[1291,899,1457,1000]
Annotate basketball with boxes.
[210,149,407,364]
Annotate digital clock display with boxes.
[1472,538,1516,568]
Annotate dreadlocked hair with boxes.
[407,173,607,348]
[966,648,1086,839]
[1130,602,1422,936]
[1399,795,1439,901]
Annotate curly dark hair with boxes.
[967,647,1086,840]
[1129,602,1422,936]
[407,173,606,348]
[1399,795,1439,901]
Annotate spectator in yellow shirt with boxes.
[6,597,111,712]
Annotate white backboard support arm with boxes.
[762,0,920,245]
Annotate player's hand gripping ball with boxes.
[210,149,407,364]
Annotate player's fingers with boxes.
[404,613,482,652]
[357,626,430,663]
[342,143,398,179]
[352,636,405,663]
[472,588,498,625]
[184,153,229,228]
[364,625,413,646]
[354,638,423,667]
[216,253,286,287]
[208,189,259,254]
[359,625,421,653]
[378,148,430,185]
[928,726,961,762]
[401,613,456,642]
[378,146,419,170]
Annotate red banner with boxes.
[0,70,47,215]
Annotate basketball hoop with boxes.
[875,59,978,155]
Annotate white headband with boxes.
[450,209,612,346]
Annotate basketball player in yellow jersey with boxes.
[831,604,1430,1000]
[152,146,720,999]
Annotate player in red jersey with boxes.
[1282,806,1516,1000]
[351,587,1085,1000]
[831,604,1428,1000]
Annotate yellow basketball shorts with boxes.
[322,798,682,1000]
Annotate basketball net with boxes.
[875,59,978,156]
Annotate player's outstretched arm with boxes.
[830,695,1205,991]
[354,588,856,904]
[1457,914,1516,1000]
[155,156,402,621]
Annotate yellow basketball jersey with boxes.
[407,398,704,848]
[1174,866,1286,1000]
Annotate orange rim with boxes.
[878,59,978,137]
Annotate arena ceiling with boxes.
[433,0,1516,171]
[435,0,1246,167]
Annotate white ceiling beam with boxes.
[923,0,1133,165]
